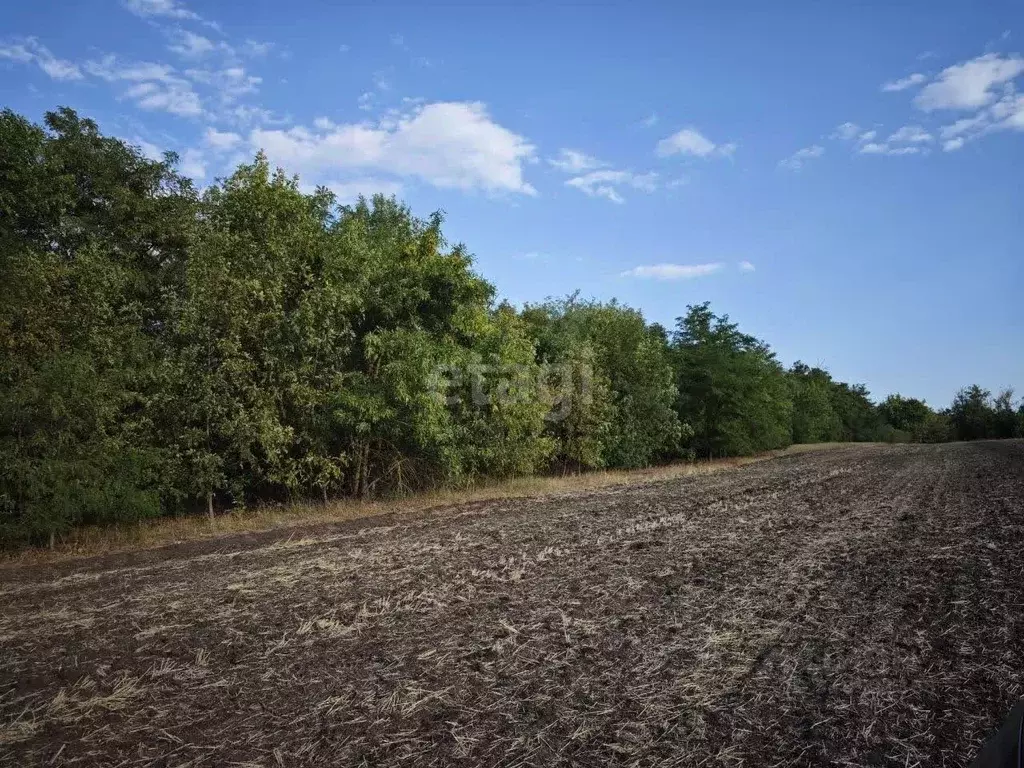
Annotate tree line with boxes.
[2,108,1021,545]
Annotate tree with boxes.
[522,297,684,468]
[0,108,195,543]
[789,363,840,443]
[672,303,791,457]
[991,389,1020,439]
[949,385,994,441]
[879,394,931,434]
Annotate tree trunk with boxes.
[207,491,214,521]
[359,443,370,500]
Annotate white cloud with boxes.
[738,261,755,272]
[339,44,350,53]
[620,262,723,280]
[887,124,933,143]
[0,37,83,80]
[250,101,536,195]
[656,127,736,158]
[565,169,657,203]
[86,54,203,116]
[932,85,1024,149]
[242,40,274,57]
[179,148,206,178]
[830,122,862,141]
[859,142,921,156]
[127,80,203,115]
[548,149,606,173]
[129,137,165,161]
[167,30,218,58]
[372,69,392,92]
[204,127,241,150]
[123,0,199,20]
[779,144,824,170]
[850,125,932,157]
[641,113,658,128]
[881,73,926,92]
[186,65,261,103]
[915,53,1024,111]
[990,90,1024,130]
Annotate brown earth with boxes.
[1,441,1022,767]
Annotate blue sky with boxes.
[2,1,1023,407]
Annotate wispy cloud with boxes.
[204,126,242,150]
[830,122,862,141]
[655,127,736,159]
[123,0,199,21]
[915,53,1024,111]
[881,73,926,92]
[547,149,606,173]
[167,29,220,58]
[887,124,933,144]
[859,143,922,156]
[738,261,756,272]
[779,144,824,171]
[641,113,658,128]
[85,54,203,116]
[179,147,206,178]
[620,262,723,280]
[0,37,82,80]
[565,169,657,204]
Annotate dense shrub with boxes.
[0,107,1017,545]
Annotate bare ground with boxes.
[1,441,1022,767]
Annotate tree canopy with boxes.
[1,108,1020,545]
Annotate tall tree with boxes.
[0,108,195,543]
[672,303,792,457]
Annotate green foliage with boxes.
[522,296,683,469]
[946,386,1022,442]
[671,303,791,457]
[0,108,194,542]
[1,106,1018,546]
[915,411,953,443]
[878,395,931,433]
[789,363,840,443]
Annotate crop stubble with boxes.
[1,441,1022,766]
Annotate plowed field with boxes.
[2,441,1022,766]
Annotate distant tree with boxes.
[878,394,932,433]
[5,104,1016,548]
[916,411,954,443]
[991,389,1020,439]
[789,363,840,443]
[672,303,792,457]
[949,385,994,441]
[522,297,684,468]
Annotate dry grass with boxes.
[1,442,852,566]
[1,441,1020,767]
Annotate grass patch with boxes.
[1,443,854,565]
